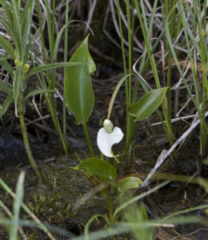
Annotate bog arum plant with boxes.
[64,35,96,157]
[97,119,124,159]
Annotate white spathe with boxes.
[97,126,124,157]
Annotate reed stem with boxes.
[18,87,41,178]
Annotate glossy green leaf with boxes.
[71,158,117,180]
[64,35,96,124]
[117,177,143,193]
[128,87,168,121]
[24,89,55,101]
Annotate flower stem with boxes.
[18,88,41,179]
[107,74,132,120]
[82,123,95,157]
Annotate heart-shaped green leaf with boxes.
[128,87,168,122]
[64,35,96,124]
[117,177,143,193]
[71,158,117,180]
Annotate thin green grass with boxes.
[165,0,208,154]
[2,175,208,240]
[134,0,175,147]
[35,0,68,153]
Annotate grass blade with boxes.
[9,172,25,240]
[0,0,13,25]
[0,81,12,94]
[52,20,78,62]
[0,35,15,58]
[0,60,13,76]
[24,89,55,101]
[113,181,169,218]
[24,62,89,79]
[0,16,19,51]
[13,68,22,116]
[0,91,14,118]
[10,0,22,52]
[20,9,32,59]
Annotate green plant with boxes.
[1,1,208,239]
[165,0,208,153]
[112,0,208,158]
[65,32,169,229]
[2,174,208,240]
[0,0,41,177]
[64,35,96,157]
[115,0,174,155]
[0,0,86,176]
[0,173,63,240]
[34,0,69,154]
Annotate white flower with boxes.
[97,119,124,158]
